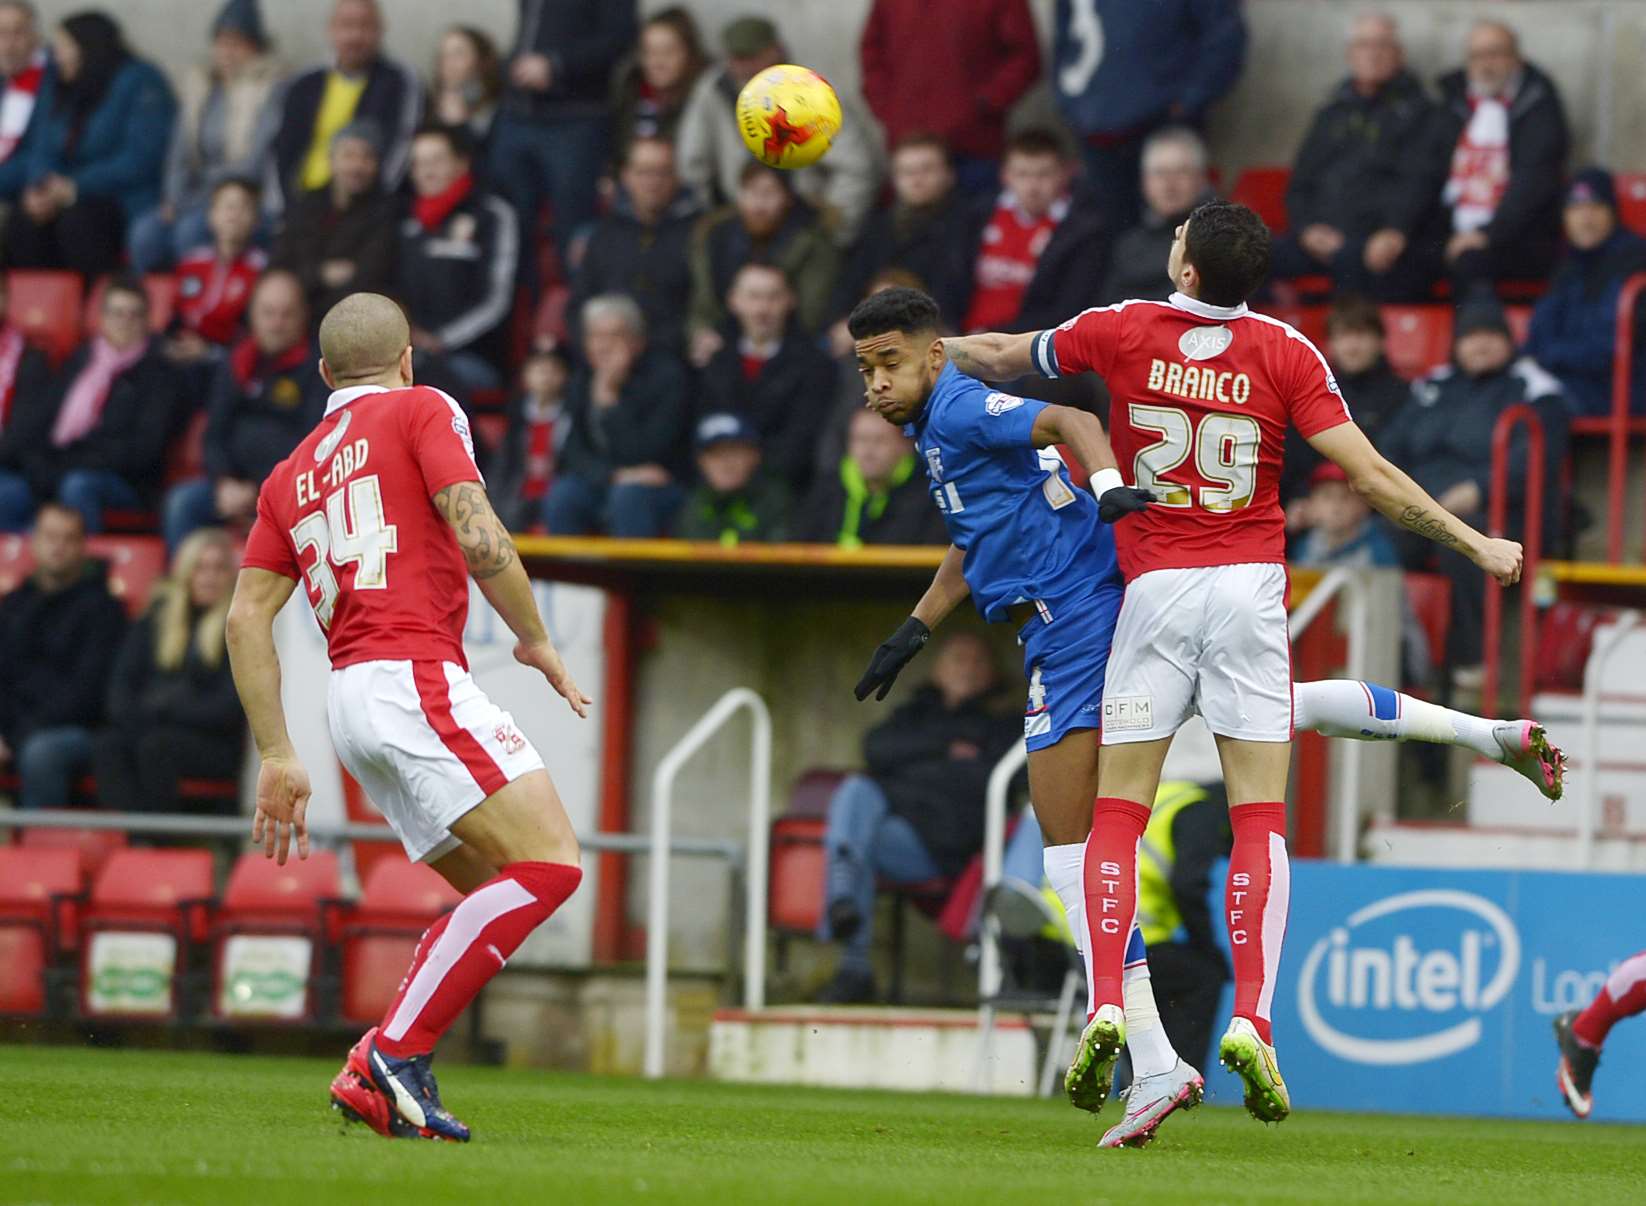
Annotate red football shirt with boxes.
[1036,293,1351,581]
[242,384,483,669]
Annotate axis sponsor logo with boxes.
[1297,889,1519,1065]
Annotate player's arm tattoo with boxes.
[941,338,987,379]
[1397,505,1461,548]
[433,481,518,579]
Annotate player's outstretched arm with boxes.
[855,545,969,702]
[1308,422,1523,584]
[432,479,594,718]
[226,567,311,865]
[940,332,1038,382]
[1030,405,1154,523]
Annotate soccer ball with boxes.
[735,65,842,170]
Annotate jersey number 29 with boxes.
[1128,404,1261,513]
[290,475,399,629]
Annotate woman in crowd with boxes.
[1,11,175,278]
[429,26,501,152]
[609,7,704,163]
[94,528,243,816]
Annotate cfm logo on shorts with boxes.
[1296,889,1520,1066]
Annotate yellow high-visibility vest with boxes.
[1136,781,1210,946]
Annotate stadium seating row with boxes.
[0,837,458,1026]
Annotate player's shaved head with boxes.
[319,292,410,382]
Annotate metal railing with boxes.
[975,740,1029,1006]
[1579,610,1641,868]
[1483,403,1547,719]
[643,687,771,1080]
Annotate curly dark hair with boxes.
[1183,200,1272,307]
[846,287,941,341]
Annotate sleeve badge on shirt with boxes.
[984,391,1025,416]
[451,412,475,457]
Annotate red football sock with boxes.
[376,861,582,1058]
[1573,950,1646,1049]
[1082,797,1151,1017]
[1227,802,1289,1045]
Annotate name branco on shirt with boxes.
[1146,358,1252,406]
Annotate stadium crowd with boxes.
[0,0,1629,919]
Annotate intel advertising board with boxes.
[1208,861,1646,1121]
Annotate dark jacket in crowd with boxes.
[0,558,126,748]
[608,56,695,160]
[568,190,699,353]
[1285,70,1435,239]
[689,201,840,337]
[861,683,1018,874]
[498,0,638,124]
[833,194,978,330]
[795,455,947,547]
[12,342,184,504]
[969,191,1112,333]
[0,58,175,220]
[266,57,421,207]
[1281,356,1411,503]
[1052,0,1246,136]
[1392,62,1569,257]
[674,475,791,544]
[697,333,835,491]
[1101,192,1214,303]
[0,340,56,471]
[556,352,692,483]
[396,185,519,367]
[204,338,327,483]
[270,186,400,318]
[1525,227,1646,417]
[104,606,242,741]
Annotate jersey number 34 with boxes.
[289,475,399,629]
[1128,403,1261,513]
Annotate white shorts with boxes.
[327,659,545,863]
[1100,562,1292,745]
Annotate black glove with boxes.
[854,616,931,701]
[1098,486,1155,524]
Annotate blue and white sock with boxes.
[1293,679,1502,761]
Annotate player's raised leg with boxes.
[1554,949,1646,1118]
[1293,679,1565,800]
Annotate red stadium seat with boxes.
[1380,305,1452,380]
[339,858,460,1025]
[768,770,847,937]
[80,849,214,1019]
[19,826,126,892]
[1403,573,1452,670]
[0,531,31,594]
[1505,303,1533,347]
[0,847,82,1015]
[533,285,571,348]
[7,270,84,363]
[211,851,342,1023]
[1230,166,1291,232]
[166,410,210,487]
[1617,172,1646,237]
[86,536,168,617]
[1267,304,1328,350]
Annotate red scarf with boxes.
[0,51,45,162]
[413,172,474,232]
[520,400,564,502]
[0,326,24,431]
[229,335,309,390]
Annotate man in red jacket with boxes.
[859,0,1040,194]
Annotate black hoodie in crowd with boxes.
[0,558,126,749]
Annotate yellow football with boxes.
[735,64,842,170]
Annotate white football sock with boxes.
[1042,842,1086,955]
[1292,679,1501,760]
[1123,963,1178,1079]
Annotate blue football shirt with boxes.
[908,362,1121,621]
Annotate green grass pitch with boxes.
[2,1045,1641,1205]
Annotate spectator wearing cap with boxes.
[1281,295,1411,509]
[398,124,518,394]
[1525,169,1646,419]
[0,1,48,181]
[261,0,420,212]
[161,270,322,550]
[1,12,176,279]
[546,294,691,538]
[830,134,977,344]
[1380,295,1568,674]
[1101,126,1216,304]
[677,15,881,247]
[797,407,946,547]
[859,0,1039,194]
[128,0,286,272]
[1292,462,1398,569]
[268,118,397,318]
[963,128,1109,335]
[488,0,636,266]
[487,346,571,532]
[1270,12,1437,301]
[609,7,706,166]
[0,271,56,531]
[1051,0,1245,228]
[674,413,789,544]
[698,262,833,494]
[686,161,838,367]
[567,136,699,356]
